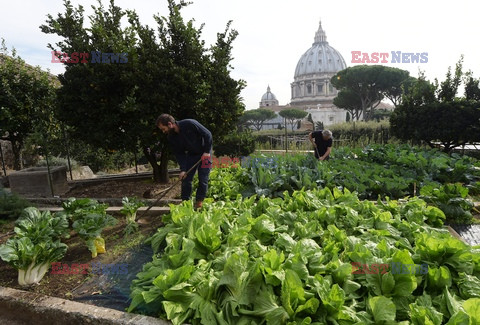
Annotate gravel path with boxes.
[450,224,480,246]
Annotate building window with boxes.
[329,84,334,92]
[317,84,323,93]
[307,84,312,94]
[329,116,334,122]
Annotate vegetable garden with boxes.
[126,145,480,324]
[1,144,480,324]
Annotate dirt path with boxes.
[65,177,181,199]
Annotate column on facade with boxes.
[312,80,316,96]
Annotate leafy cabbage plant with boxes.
[72,213,117,258]
[0,237,67,286]
[0,207,69,286]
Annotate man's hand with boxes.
[179,171,187,180]
[202,152,211,159]
[319,156,325,161]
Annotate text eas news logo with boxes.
[351,262,428,275]
[51,51,128,64]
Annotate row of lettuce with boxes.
[0,197,143,286]
[204,144,480,225]
[128,188,480,324]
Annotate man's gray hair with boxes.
[322,129,333,138]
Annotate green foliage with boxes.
[129,188,480,323]
[41,0,245,182]
[214,131,256,158]
[329,120,390,144]
[120,196,144,236]
[0,207,68,286]
[279,109,308,131]
[0,186,30,220]
[72,213,118,258]
[201,145,480,224]
[60,197,117,257]
[60,198,109,222]
[331,65,411,121]
[240,109,277,131]
[14,207,70,242]
[332,88,363,121]
[391,58,480,152]
[306,113,314,130]
[35,156,79,170]
[0,237,67,286]
[120,197,144,224]
[420,183,474,225]
[0,39,58,170]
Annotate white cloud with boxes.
[1,0,479,110]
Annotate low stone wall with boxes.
[8,166,69,197]
[0,286,170,325]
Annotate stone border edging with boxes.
[0,286,171,325]
[26,197,182,207]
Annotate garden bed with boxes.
[0,211,166,303]
[66,177,182,200]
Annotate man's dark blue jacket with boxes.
[167,119,212,171]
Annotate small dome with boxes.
[260,85,279,107]
[294,21,346,78]
[261,85,277,101]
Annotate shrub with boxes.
[35,156,79,170]
[0,187,31,220]
[214,131,256,158]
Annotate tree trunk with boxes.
[143,146,169,184]
[158,149,169,183]
[10,140,23,171]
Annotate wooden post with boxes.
[45,152,55,197]
[63,126,73,180]
[0,141,7,177]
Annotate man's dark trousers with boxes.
[181,154,210,201]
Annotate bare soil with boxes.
[65,177,182,200]
[0,213,165,300]
[0,175,183,302]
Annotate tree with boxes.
[240,108,276,131]
[279,108,307,131]
[332,88,363,121]
[465,72,480,101]
[0,41,58,170]
[391,58,480,153]
[41,0,245,182]
[331,65,411,121]
[307,113,315,130]
[213,131,255,158]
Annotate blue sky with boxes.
[1,0,479,110]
